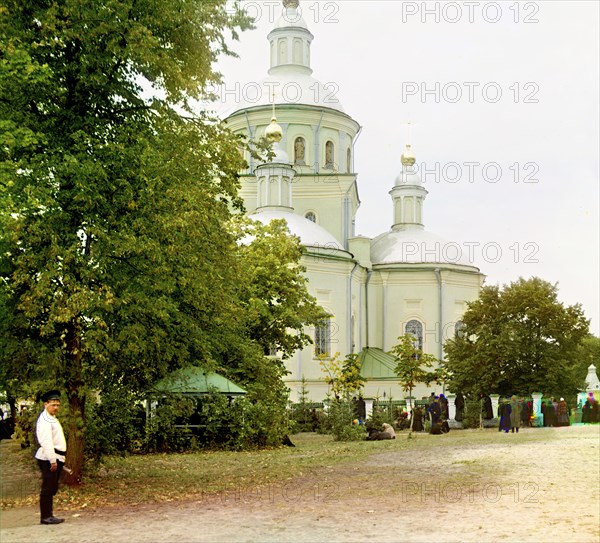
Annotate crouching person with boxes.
[367,422,396,440]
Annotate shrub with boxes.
[85,388,146,459]
[322,398,366,441]
[462,398,484,429]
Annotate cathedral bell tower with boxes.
[268,0,314,77]
[389,144,428,229]
[254,115,296,212]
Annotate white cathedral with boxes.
[223,0,485,402]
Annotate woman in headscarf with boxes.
[556,398,570,426]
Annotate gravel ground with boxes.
[1,424,598,543]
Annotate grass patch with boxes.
[1,427,588,510]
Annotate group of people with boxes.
[498,396,532,433]
[540,397,571,427]
[397,393,450,435]
[581,393,599,423]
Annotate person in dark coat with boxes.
[509,396,522,433]
[482,395,494,419]
[520,400,531,427]
[427,397,442,434]
[454,392,465,422]
[587,394,599,423]
[543,399,555,427]
[556,398,570,426]
[439,394,449,420]
[498,398,511,433]
[411,406,424,432]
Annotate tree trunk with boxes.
[63,392,85,485]
[62,320,86,486]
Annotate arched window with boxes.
[455,321,466,338]
[346,147,351,173]
[305,211,317,223]
[294,137,306,165]
[315,318,332,357]
[405,320,423,351]
[325,141,334,169]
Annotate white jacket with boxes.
[35,409,67,463]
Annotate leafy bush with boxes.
[321,398,366,441]
[85,388,146,459]
[13,406,38,449]
[462,398,483,429]
[368,401,398,430]
[289,378,322,432]
[144,395,197,452]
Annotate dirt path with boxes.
[1,425,599,543]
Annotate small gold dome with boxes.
[401,144,416,167]
[283,0,299,8]
[264,117,283,143]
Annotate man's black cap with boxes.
[41,390,61,402]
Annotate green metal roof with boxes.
[152,366,247,396]
[358,347,399,380]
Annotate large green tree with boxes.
[443,277,589,398]
[0,0,258,481]
[390,334,439,434]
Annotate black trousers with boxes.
[37,459,63,518]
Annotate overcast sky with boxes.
[210,0,599,335]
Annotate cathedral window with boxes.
[455,321,466,338]
[405,320,423,351]
[346,147,351,173]
[315,318,332,357]
[305,211,317,223]
[294,137,306,165]
[324,141,335,169]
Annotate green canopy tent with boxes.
[151,366,247,397]
[146,366,247,438]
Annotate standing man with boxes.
[35,390,66,525]
[509,395,522,433]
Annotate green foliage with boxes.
[144,395,197,453]
[319,352,366,400]
[289,377,321,432]
[462,398,484,429]
[12,407,37,449]
[317,352,366,441]
[85,389,146,459]
[443,277,590,398]
[322,399,366,442]
[390,334,440,433]
[369,400,401,429]
[0,0,328,471]
[236,218,328,359]
[0,0,254,478]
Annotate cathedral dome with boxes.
[394,169,423,186]
[250,209,347,252]
[371,225,476,267]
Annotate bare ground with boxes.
[1,425,599,543]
